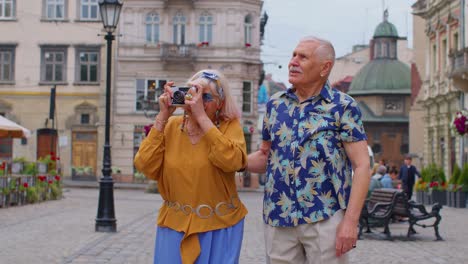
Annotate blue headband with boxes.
[201,71,224,100]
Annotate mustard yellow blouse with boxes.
[134,116,248,264]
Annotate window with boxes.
[374,42,381,58]
[453,33,459,51]
[389,42,396,59]
[81,114,90,124]
[383,98,403,114]
[80,0,99,20]
[0,0,15,19]
[244,15,252,45]
[442,39,447,68]
[41,46,67,83]
[146,13,160,44]
[135,79,167,112]
[432,44,437,73]
[242,81,252,113]
[76,47,100,83]
[199,13,213,43]
[45,0,66,20]
[381,42,388,58]
[173,12,186,45]
[0,45,14,82]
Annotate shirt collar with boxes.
[281,81,333,103]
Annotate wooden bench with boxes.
[359,189,443,241]
[392,192,443,241]
[359,188,400,240]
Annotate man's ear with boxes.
[320,61,333,77]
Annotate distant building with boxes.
[412,0,467,178]
[329,36,412,85]
[331,75,353,93]
[114,0,264,183]
[348,10,411,168]
[0,0,107,179]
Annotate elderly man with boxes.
[247,36,370,264]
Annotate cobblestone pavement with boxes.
[0,188,467,264]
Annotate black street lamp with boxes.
[95,0,123,233]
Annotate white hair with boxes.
[300,36,336,64]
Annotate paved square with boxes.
[0,188,466,263]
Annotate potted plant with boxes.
[133,171,146,184]
[455,164,468,208]
[447,164,461,207]
[37,155,53,174]
[49,175,62,200]
[18,182,29,205]
[26,185,39,204]
[7,178,19,206]
[12,157,27,174]
[1,187,10,207]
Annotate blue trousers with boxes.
[154,219,244,264]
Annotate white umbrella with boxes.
[0,115,31,138]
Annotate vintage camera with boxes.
[170,86,191,105]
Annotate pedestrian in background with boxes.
[247,36,371,264]
[134,69,248,264]
[398,155,420,200]
[380,167,395,189]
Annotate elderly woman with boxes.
[134,69,248,264]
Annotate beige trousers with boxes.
[264,210,349,264]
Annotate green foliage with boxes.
[134,171,145,180]
[73,166,93,175]
[26,186,39,203]
[450,164,461,184]
[458,164,468,187]
[9,180,17,191]
[145,180,159,194]
[38,155,53,165]
[23,162,38,176]
[12,156,27,163]
[421,164,445,183]
[49,183,62,200]
[111,166,122,174]
[1,187,10,195]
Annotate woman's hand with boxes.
[185,84,208,122]
[158,81,177,120]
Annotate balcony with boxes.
[160,43,196,64]
[449,48,468,91]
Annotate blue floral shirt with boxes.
[262,83,367,227]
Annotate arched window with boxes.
[374,42,381,58]
[145,13,160,44]
[173,12,186,45]
[199,12,213,43]
[381,42,388,58]
[244,14,252,45]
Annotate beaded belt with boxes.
[164,197,240,219]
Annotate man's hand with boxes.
[335,217,358,257]
[246,141,271,173]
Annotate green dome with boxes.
[374,21,399,38]
[349,60,411,95]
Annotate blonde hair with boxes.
[187,69,241,121]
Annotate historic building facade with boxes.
[348,11,412,168]
[113,0,264,180]
[0,0,108,178]
[412,0,467,177]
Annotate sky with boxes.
[261,0,415,85]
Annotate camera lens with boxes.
[173,90,185,104]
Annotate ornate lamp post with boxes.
[95,0,123,233]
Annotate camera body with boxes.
[170,86,191,105]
